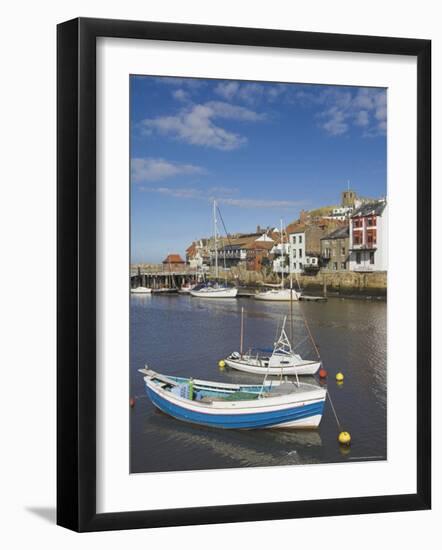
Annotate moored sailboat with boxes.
[190,200,238,299]
[225,314,321,376]
[254,220,301,301]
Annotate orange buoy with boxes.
[130,397,135,408]
[319,368,328,379]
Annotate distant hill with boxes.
[308,205,338,217]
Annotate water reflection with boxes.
[130,295,387,473]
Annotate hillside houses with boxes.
[284,219,346,274]
[182,192,387,276]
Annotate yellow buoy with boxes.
[218,360,226,368]
[336,372,344,382]
[338,431,351,445]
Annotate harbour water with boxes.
[130,295,386,474]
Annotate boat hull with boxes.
[144,378,325,429]
[254,289,300,301]
[190,287,238,298]
[224,358,321,376]
[130,287,152,294]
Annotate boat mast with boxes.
[213,199,218,280]
[290,275,294,345]
[240,306,244,356]
[280,219,284,289]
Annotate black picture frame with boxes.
[57,17,431,532]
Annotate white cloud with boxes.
[214,81,286,105]
[214,81,240,100]
[354,110,370,127]
[131,158,206,183]
[316,88,387,137]
[141,101,265,150]
[320,107,349,136]
[172,89,189,102]
[154,77,204,90]
[142,185,304,210]
[217,197,304,209]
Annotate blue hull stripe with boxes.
[146,387,324,429]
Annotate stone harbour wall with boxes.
[220,266,387,296]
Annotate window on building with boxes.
[356,252,361,264]
[299,249,302,258]
[293,249,296,258]
[353,233,362,246]
[293,262,297,270]
[370,251,375,264]
[341,262,346,270]
[299,262,303,269]
[341,247,346,255]
[299,235,302,243]
[333,262,338,270]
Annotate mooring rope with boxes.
[327,391,343,432]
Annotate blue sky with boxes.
[130,76,387,263]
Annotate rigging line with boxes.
[299,303,321,359]
[216,206,233,279]
[327,391,343,432]
[216,206,234,247]
[291,334,310,351]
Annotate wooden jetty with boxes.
[130,265,203,290]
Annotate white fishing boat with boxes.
[225,313,321,376]
[190,200,238,299]
[130,286,152,294]
[139,367,326,429]
[254,220,301,301]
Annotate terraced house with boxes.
[286,220,344,274]
[321,225,350,271]
[348,200,388,272]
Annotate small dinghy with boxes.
[225,312,321,376]
[139,367,326,429]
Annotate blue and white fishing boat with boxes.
[139,367,326,429]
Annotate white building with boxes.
[288,231,306,273]
[323,206,354,221]
[271,242,290,274]
[348,201,388,272]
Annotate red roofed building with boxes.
[162,254,186,268]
